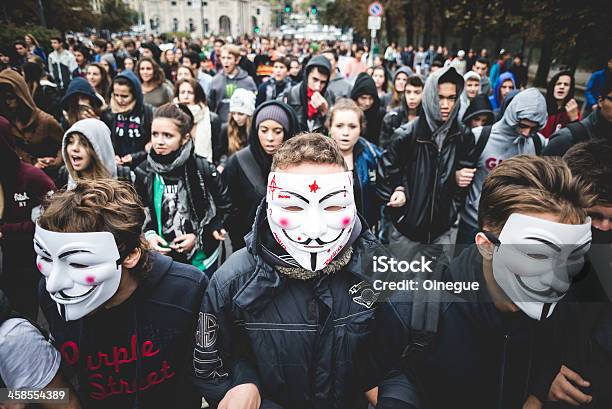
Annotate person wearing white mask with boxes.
[35,178,208,409]
[192,133,418,409]
[391,154,594,409]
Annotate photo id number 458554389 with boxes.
[0,388,69,403]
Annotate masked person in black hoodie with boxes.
[192,133,418,409]
[350,72,385,146]
[223,100,299,251]
[279,55,336,133]
[36,178,206,409]
[135,103,231,276]
[525,140,612,409]
[102,70,154,168]
[377,66,472,256]
[387,155,595,409]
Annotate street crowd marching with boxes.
[0,31,611,409]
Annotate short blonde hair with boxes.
[271,133,347,171]
[479,155,594,233]
[221,44,241,59]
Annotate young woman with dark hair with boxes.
[135,103,230,275]
[136,56,173,108]
[174,78,224,165]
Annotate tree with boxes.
[99,0,138,33]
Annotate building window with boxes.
[219,15,231,35]
[257,8,260,15]
[187,1,192,6]
[171,1,177,6]
[173,18,179,32]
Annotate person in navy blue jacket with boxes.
[36,178,207,409]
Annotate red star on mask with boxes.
[268,175,279,195]
[309,180,320,193]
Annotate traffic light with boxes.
[254,26,260,34]
[284,3,291,13]
[310,4,317,15]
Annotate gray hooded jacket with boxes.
[460,88,548,229]
[61,118,118,188]
[208,67,258,123]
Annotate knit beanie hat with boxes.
[255,104,290,134]
[229,88,256,116]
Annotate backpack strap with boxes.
[532,133,543,156]
[401,245,447,369]
[458,125,492,169]
[474,125,493,161]
[236,149,267,196]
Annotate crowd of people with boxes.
[0,31,611,409]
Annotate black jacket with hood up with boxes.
[102,70,154,168]
[223,100,299,251]
[278,55,336,133]
[377,67,473,243]
[351,72,386,146]
[191,203,419,409]
[39,252,208,409]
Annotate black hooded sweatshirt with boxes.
[461,94,494,126]
[223,100,299,250]
[39,252,207,409]
[102,70,154,168]
[279,55,335,133]
[351,72,385,145]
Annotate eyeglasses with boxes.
[600,95,612,102]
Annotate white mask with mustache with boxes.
[266,171,356,272]
[491,213,592,320]
[34,224,122,321]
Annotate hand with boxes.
[213,229,227,241]
[35,158,48,169]
[548,365,592,406]
[310,92,329,115]
[218,383,261,409]
[565,99,579,122]
[217,165,225,173]
[121,154,133,165]
[522,395,542,409]
[387,190,406,207]
[81,107,99,119]
[35,157,55,169]
[456,168,476,187]
[148,234,171,254]
[170,233,196,254]
[592,104,598,111]
[115,155,124,165]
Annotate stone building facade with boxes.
[126,0,272,37]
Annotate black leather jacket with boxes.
[377,115,473,243]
